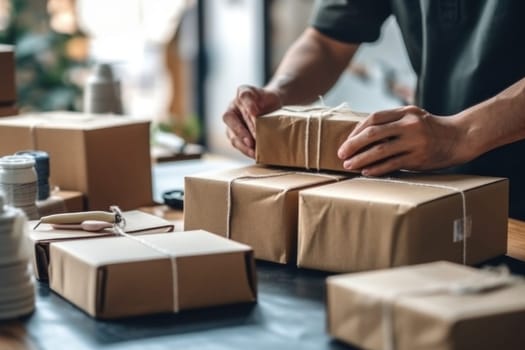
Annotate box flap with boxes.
[0,112,149,130]
[51,230,252,266]
[30,210,173,242]
[329,261,525,320]
[261,106,367,122]
[187,164,347,190]
[188,164,284,181]
[30,225,112,242]
[303,175,506,206]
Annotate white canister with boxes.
[0,155,39,220]
[0,191,35,320]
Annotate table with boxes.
[0,219,523,350]
[2,157,525,349]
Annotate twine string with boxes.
[356,176,469,265]
[288,103,350,171]
[381,267,520,350]
[112,212,179,311]
[226,171,342,239]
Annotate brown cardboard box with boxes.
[36,190,86,217]
[327,261,525,350]
[0,112,153,210]
[30,210,174,281]
[0,45,16,104]
[255,106,366,172]
[0,104,18,117]
[49,230,257,319]
[298,174,508,272]
[184,165,348,263]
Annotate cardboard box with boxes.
[36,190,86,217]
[327,261,525,350]
[0,112,153,210]
[298,174,508,272]
[184,165,347,263]
[49,230,257,319]
[0,104,18,117]
[256,106,366,172]
[30,210,174,281]
[0,45,16,104]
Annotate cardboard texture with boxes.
[0,45,16,104]
[298,174,508,272]
[184,165,348,263]
[36,190,85,217]
[327,261,525,350]
[255,106,366,172]
[30,210,174,281]
[0,112,153,210]
[49,230,257,319]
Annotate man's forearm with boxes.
[265,28,359,105]
[456,77,525,162]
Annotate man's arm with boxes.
[223,28,358,158]
[337,77,525,176]
[460,77,525,156]
[265,28,359,105]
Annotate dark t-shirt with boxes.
[312,0,525,219]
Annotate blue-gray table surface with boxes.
[17,257,525,350]
[5,159,525,350]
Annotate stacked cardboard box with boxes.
[256,105,365,172]
[184,165,347,263]
[49,230,257,319]
[0,112,153,210]
[327,261,525,350]
[298,175,508,272]
[30,210,175,281]
[0,45,17,117]
[185,106,365,263]
[184,106,509,271]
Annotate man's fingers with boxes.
[342,137,406,171]
[349,105,426,138]
[223,84,282,158]
[350,107,406,137]
[223,107,254,148]
[236,86,260,137]
[226,128,255,158]
[338,122,399,160]
[235,85,283,139]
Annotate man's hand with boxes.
[223,85,281,158]
[337,105,467,176]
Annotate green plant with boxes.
[0,0,87,112]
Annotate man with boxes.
[222,0,525,219]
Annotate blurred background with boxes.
[0,0,416,160]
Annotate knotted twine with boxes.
[282,103,350,171]
[110,207,180,311]
[380,266,521,350]
[226,171,342,239]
